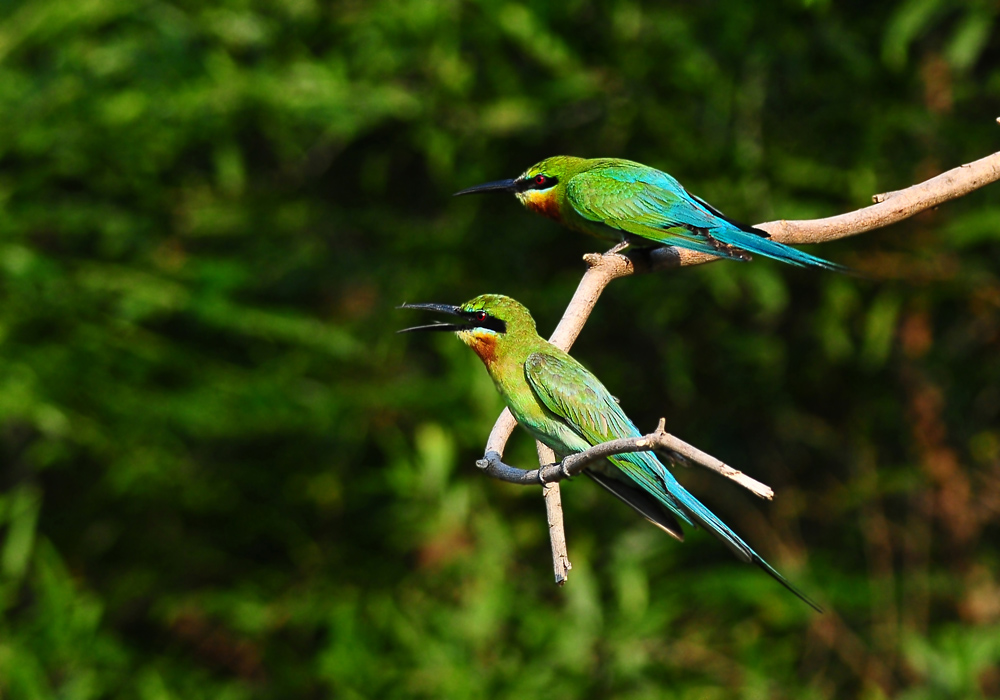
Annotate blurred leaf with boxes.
[945,7,995,71]
[883,0,945,69]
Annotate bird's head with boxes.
[399,294,536,365]
[453,156,588,221]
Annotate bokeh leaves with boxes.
[1,0,999,698]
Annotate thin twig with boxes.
[477,418,774,500]
[542,483,571,585]
[761,150,1000,245]
[536,443,571,585]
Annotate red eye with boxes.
[534,174,547,185]
[475,311,487,322]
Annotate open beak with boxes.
[397,303,468,333]
[453,178,517,196]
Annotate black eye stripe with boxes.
[515,174,558,193]
[481,316,506,333]
[462,311,507,334]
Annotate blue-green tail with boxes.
[712,226,848,273]
[614,451,823,612]
[669,478,824,612]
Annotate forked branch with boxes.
[479,139,1000,584]
[477,418,774,500]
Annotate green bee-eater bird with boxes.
[455,156,844,271]
[401,294,821,611]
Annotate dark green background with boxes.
[1,0,999,697]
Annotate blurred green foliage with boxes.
[1,0,999,697]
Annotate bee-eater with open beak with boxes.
[401,294,821,611]
[455,156,844,271]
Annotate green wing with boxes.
[524,351,631,444]
[524,351,693,531]
[565,167,742,258]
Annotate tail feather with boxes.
[615,453,823,612]
[673,488,824,613]
[687,191,845,273]
[585,468,686,542]
[712,227,849,273]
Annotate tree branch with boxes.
[478,142,1000,584]
[537,442,571,585]
[477,418,774,500]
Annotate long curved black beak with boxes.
[397,303,467,333]
[453,178,518,197]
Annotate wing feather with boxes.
[565,162,846,272]
[524,351,694,527]
[565,166,745,258]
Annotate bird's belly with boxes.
[563,211,631,245]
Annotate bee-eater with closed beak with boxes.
[401,294,821,611]
[455,156,844,271]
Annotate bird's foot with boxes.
[538,462,567,484]
[658,449,690,467]
[603,240,630,256]
[704,234,752,261]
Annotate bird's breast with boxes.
[458,329,498,366]
[517,190,563,223]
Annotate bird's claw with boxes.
[538,462,563,485]
[604,241,629,256]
